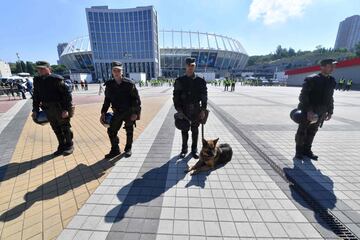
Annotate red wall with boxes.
[285,58,360,76]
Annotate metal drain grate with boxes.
[209,101,359,240]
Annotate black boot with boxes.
[180,131,189,158]
[105,146,121,159]
[124,145,132,158]
[304,148,318,160]
[53,130,66,156]
[294,145,304,160]
[106,131,120,158]
[304,131,318,160]
[124,128,133,158]
[191,130,199,159]
[63,128,74,155]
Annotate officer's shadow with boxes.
[0,154,125,222]
[283,158,337,231]
[105,154,192,222]
[0,154,55,182]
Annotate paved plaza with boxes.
[0,84,360,239]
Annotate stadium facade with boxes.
[159,30,248,78]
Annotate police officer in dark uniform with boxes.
[295,59,337,160]
[32,61,74,156]
[173,57,208,159]
[100,61,141,159]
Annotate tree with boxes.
[9,63,17,74]
[51,64,68,75]
[355,42,360,57]
[275,45,283,58]
[288,48,296,57]
[20,61,26,73]
[26,61,35,76]
[15,61,22,73]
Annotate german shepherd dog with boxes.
[185,138,232,175]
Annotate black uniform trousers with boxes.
[295,120,320,154]
[43,103,73,149]
[107,111,134,151]
[181,106,201,153]
[181,120,200,153]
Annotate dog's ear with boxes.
[202,138,208,146]
[214,138,219,145]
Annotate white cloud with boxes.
[248,0,313,25]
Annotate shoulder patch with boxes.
[50,73,64,80]
[306,73,318,78]
[196,75,205,81]
[104,79,115,86]
[123,77,135,84]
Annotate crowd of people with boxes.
[66,79,89,92]
[336,78,353,91]
[0,78,33,100]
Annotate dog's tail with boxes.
[218,143,233,164]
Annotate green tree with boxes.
[275,45,283,58]
[9,63,17,74]
[51,64,68,75]
[355,42,360,57]
[15,61,22,73]
[20,61,26,73]
[26,61,35,75]
[288,48,296,57]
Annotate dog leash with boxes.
[201,123,205,140]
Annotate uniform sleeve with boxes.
[327,80,336,115]
[101,85,111,114]
[200,79,208,110]
[297,78,312,112]
[130,84,141,115]
[58,79,73,111]
[173,78,183,112]
[32,77,40,112]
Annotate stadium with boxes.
[159,30,248,78]
[59,36,94,74]
[59,30,248,80]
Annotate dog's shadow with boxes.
[185,163,227,188]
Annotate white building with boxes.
[334,15,360,51]
[0,61,12,78]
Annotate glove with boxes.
[175,111,185,120]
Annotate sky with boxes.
[0,0,359,64]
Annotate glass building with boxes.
[85,6,159,80]
[334,15,360,51]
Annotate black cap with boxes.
[111,61,123,69]
[185,57,196,65]
[35,61,50,68]
[320,59,337,66]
